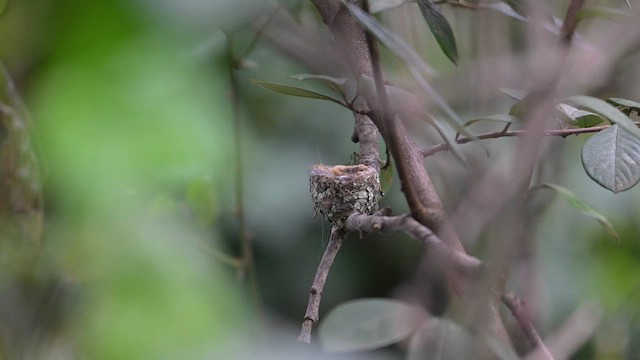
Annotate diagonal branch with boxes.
[298,226,347,343]
[345,213,483,273]
[559,0,586,43]
[502,293,555,360]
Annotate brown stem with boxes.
[227,37,262,313]
[345,213,482,273]
[298,226,346,343]
[559,0,586,43]
[353,111,381,173]
[502,293,555,360]
[421,124,620,157]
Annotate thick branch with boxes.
[354,112,381,173]
[502,293,554,360]
[421,124,618,157]
[345,213,482,273]
[298,226,346,343]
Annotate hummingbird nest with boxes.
[309,164,381,227]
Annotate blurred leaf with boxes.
[0,0,6,16]
[343,4,471,139]
[509,92,538,117]
[31,32,242,359]
[319,298,428,353]
[358,75,421,114]
[343,2,437,76]
[358,75,475,138]
[407,318,475,360]
[624,0,632,10]
[499,88,528,101]
[289,73,346,85]
[556,103,604,128]
[370,0,408,13]
[416,0,459,65]
[568,95,640,140]
[380,161,394,194]
[581,125,640,194]
[462,114,519,129]
[534,184,619,240]
[483,2,528,22]
[607,97,640,114]
[250,79,348,108]
[186,176,217,227]
[289,73,347,97]
[0,65,43,245]
[577,7,634,22]
[425,114,468,167]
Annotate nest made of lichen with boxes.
[309,164,381,226]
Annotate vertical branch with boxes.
[227,37,262,314]
[558,0,585,43]
[298,226,346,343]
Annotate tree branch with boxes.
[345,213,482,274]
[502,293,555,360]
[559,0,586,43]
[421,124,619,158]
[353,112,381,173]
[298,226,347,343]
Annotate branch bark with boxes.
[345,213,482,273]
[502,293,554,360]
[421,123,626,158]
[298,226,346,343]
[559,0,586,43]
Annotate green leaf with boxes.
[577,7,634,22]
[407,318,475,360]
[534,184,619,240]
[607,97,640,114]
[343,2,437,77]
[509,92,538,117]
[567,95,640,140]
[556,103,604,128]
[250,79,348,108]
[462,114,519,129]
[581,124,640,194]
[499,88,528,101]
[318,298,428,353]
[289,73,347,97]
[416,0,459,65]
[370,0,408,13]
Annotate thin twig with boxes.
[235,5,283,63]
[421,124,619,158]
[298,226,346,343]
[227,37,262,310]
[525,302,601,360]
[345,213,482,273]
[502,293,555,360]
